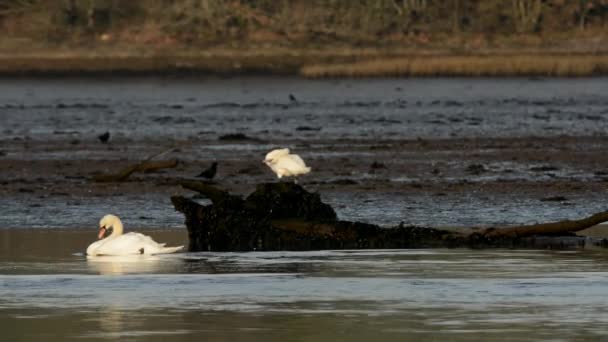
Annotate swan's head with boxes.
[98,214,120,239]
[264,148,290,166]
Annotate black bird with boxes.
[289,93,297,102]
[98,131,110,143]
[197,162,218,180]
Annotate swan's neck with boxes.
[110,219,124,237]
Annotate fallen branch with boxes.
[139,159,179,173]
[482,211,608,238]
[92,146,179,182]
[92,159,178,182]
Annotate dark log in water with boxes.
[171,181,608,251]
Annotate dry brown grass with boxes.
[300,55,608,78]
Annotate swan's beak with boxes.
[98,227,107,239]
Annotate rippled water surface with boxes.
[2,240,608,341]
[2,77,608,141]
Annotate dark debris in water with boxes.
[327,179,359,185]
[530,165,560,172]
[540,196,568,202]
[218,133,265,142]
[296,126,322,131]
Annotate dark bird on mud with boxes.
[289,94,297,102]
[197,162,218,180]
[98,131,110,143]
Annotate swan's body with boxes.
[263,148,311,179]
[86,214,183,256]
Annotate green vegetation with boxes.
[0,0,607,76]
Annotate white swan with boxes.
[86,214,183,256]
[263,148,311,180]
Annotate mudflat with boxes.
[1,77,608,230]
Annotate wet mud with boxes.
[1,77,608,231]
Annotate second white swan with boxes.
[86,214,183,256]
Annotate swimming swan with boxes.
[263,148,311,180]
[86,214,183,256]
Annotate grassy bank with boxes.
[301,54,608,78]
[1,51,608,77]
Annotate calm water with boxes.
[3,242,608,341]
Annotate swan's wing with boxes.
[289,154,308,166]
[265,148,290,161]
[275,154,311,176]
[91,233,182,256]
[90,233,155,255]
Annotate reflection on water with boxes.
[3,245,608,341]
[86,255,183,275]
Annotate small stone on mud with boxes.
[466,164,488,175]
[370,161,386,169]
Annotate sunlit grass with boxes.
[301,55,608,78]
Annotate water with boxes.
[2,77,608,141]
[2,239,608,341]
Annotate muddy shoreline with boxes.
[2,134,608,230]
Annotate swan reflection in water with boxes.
[86,254,184,275]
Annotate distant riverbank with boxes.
[1,50,608,77]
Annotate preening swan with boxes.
[263,148,311,180]
[86,214,183,256]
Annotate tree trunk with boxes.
[579,0,593,31]
[452,0,461,32]
[482,211,608,238]
[512,0,542,33]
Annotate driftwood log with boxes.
[171,181,608,251]
[92,159,178,182]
